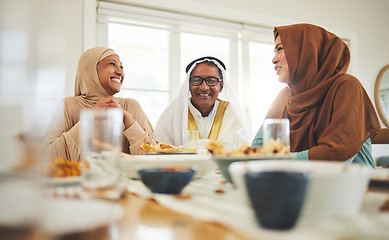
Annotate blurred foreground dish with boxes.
[244,171,310,230]
[229,160,372,221]
[44,158,80,177]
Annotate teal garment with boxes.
[251,125,308,159]
[345,138,375,168]
[251,125,263,148]
[251,125,375,168]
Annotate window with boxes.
[107,23,170,125]
[97,2,287,134]
[180,33,230,82]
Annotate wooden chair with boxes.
[371,128,389,166]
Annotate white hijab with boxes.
[155,57,252,145]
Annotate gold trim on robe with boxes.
[188,100,229,140]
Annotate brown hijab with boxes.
[268,23,380,160]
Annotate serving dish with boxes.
[212,154,295,183]
[137,166,196,194]
[120,154,214,179]
[229,160,372,222]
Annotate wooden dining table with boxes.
[2,172,389,240]
[50,189,389,240]
[116,193,254,240]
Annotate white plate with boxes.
[212,153,296,161]
[40,198,124,235]
[120,154,214,179]
[370,167,389,179]
[43,177,81,187]
[145,151,197,155]
[0,181,38,227]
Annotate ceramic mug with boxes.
[244,171,310,230]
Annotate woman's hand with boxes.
[93,96,120,109]
[123,109,135,129]
[94,97,135,129]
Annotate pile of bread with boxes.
[206,139,289,157]
[140,142,184,153]
[140,138,289,156]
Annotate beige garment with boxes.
[43,97,155,161]
[43,47,156,161]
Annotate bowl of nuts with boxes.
[136,166,196,194]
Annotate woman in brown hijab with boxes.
[43,47,156,160]
[251,24,381,168]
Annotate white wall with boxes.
[1,0,83,132]
[0,0,83,167]
[1,0,388,163]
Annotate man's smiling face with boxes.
[189,62,223,117]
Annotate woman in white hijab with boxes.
[155,56,252,149]
[43,47,156,160]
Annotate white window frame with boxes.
[84,0,359,129]
[95,1,245,98]
[92,1,277,110]
[87,0,359,76]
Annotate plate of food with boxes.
[145,151,197,155]
[206,140,295,183]
[43,158,82,186]
[207,140,295,159]
[211,153,296,160]
[139,142,198,154]
[140,142,187,154]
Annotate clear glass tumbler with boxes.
[183,130,199,152]
[262,118,290,151]
[80,108,123,200]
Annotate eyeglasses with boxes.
[190,77,222,86]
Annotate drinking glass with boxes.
[80,108,123,200]
[183,130,199,152]
[262,118,290,151]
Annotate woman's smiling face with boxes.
[272,35,290,85]
[97,54,124,95]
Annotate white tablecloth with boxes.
[127,172,389,240]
